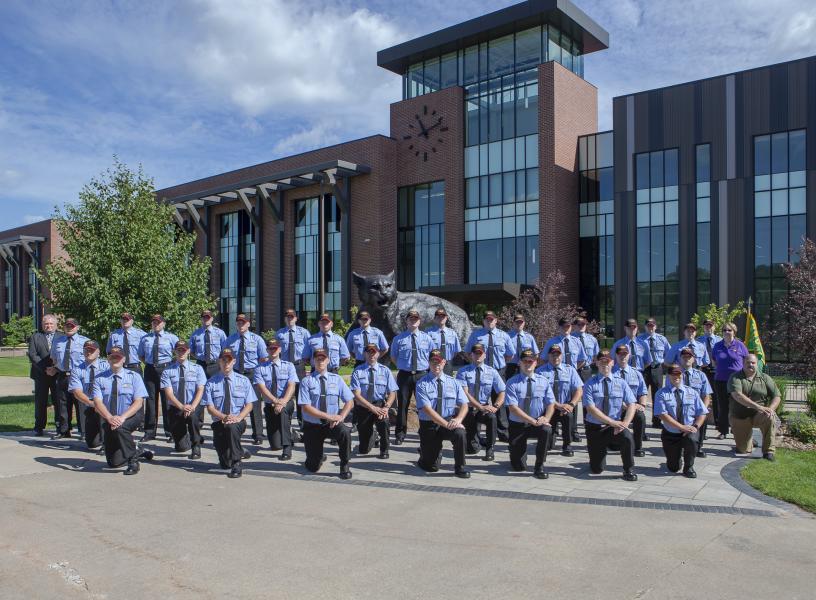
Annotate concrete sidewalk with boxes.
[0,376,33,397]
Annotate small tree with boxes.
[0,314,35,346]
[39,159,214,346]
[497,270,600,343]
[690,301,747,333]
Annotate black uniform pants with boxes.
[292,361,307,431]
[80,404,103,449]
[32,372,57,432]
[661,429,700,472]
[508,421,552,469]
[464,406,497,452]
[143,364,170,435]
[125,363,143,376]
[577,367,594,436]
[303,421,351,471]
[585,422,635,473]
[492,366,509,438]
[418,421,466,470]
[263,400,295,450]
[236,370,263,441]
[355,404,389,454]
[103,413,144,467]
[212,419,246,468]
[548,408,574,451]
[396,370,426,437]
[54,372,75,435]
[631,408,646,452]
[505,363,520,380]
[714,380,731,435]
[168,405,204,452]
[196,360,220,380]
[643,364,664,427]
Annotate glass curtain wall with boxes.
[398,181,445,291]
[219,212,256,334]
[695,144,712,312]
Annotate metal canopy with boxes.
[0,235,46,263]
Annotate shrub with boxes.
[776,379,787,416]
[786,413,816,444]
[0,314,35,346]
[807,386,816,418]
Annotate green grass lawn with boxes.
[0,356,30,377]
[742,449,816,513]
[0,396,53,432]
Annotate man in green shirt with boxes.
[727,354,780,460]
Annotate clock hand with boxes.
[415,115,429,137]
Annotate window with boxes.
[3,256,14,317]
[398,182,445,291]
[219,212,256,335]
[696,144,712,312]
[635,148,680,338]
[754,129,806,361]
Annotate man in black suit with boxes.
[27,314,58,436]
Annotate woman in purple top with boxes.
[710,322,748,439]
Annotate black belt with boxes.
[197,359,218,366]
[147,362,170,369]
[399,369,427,376]
[125,363,141,369]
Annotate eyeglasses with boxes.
[723,329,734,333]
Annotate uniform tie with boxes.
[110,374,119,416]
[322,333,329,352]
[367,367,375,401]
[288,330,295,363]
[602,377,610,416]
[123,330,130,363]
[474,365,481,402]
[270,362,278,397]
[223,377,232,418]
[178,365,187,405]
[516,333,522,360]
[440,329,447,358]
[238,335,246,372]
[63,336,72,372]
[684,370,690,387]
[649,336,657,367]
[563,336,572,366]
[318,375,327,412]
[674,388,684,424]
[629,341,636,368]
[553,366,561,402]
[152,334,159,367]
[487,331,494,367]
[705,336,712,359]
[436,378,444,417]
[524,377,533,414]
[362,329,369,350]
[410,333,417,373]
[88,364,96,395]
[204,328,211,361]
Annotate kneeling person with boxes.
[350,344,397,459]
[69,340,109,450]
[299,347,354,479]
[654,364,708,478]
[254,338,299,460]
[535,344,582,456]
[456,343,506,461]
[161,341,207,458]
[202,348,257,479]
[415,350,470,478]
[611,344,650,457]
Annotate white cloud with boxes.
[23,214,46,225]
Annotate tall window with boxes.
[578,132,614,335]
[695,144,712,311]
[754,129,806,360]
[636,148,680,338]
[3,260,13,317]
[28,263,38,324]
[398,182,445,291]
[295,196,343,328]
[219,212,256,335]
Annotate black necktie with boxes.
[152,334,159,367]
[410,334,417,372]
[602,377,610,416]
[474,366,481,402]
[238,335,245,372]
[223,377,232,417]
[649,336,657,367]
[319,375,327,412]
[629,341,636,368]
[579,333,586,355]
[367,367,375,401]
[553,367,561,402]
[684,371,690,387]
[271,362,278,397]
[123,330,130,363]
[63,336,72,371]
[436,378,444,417]
[516,333,522,359]
[487,331,494,367]
[706,337,712,358]
[88,364,96,395]
[204,328,211,360]
[675,388,683,424]
[288,330,295,363]
[322,333,328,351]
[524,377,533,414]
[363,329,369,351]
[178,365,186,405]
[563,337,571,366]
[440,329,447,358]
[110,374,119,416]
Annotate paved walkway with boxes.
[0,376,33,397]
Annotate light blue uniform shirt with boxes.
[611,337,652,371]
[541,334,587,368]
[572,331,600,364]
[275,326,311,363]
[92,368,148,415]
[223,331,268,371]
[298,371,353,423]
[303,331,350,370]
[637,332,672,365]
[455,363,506,405]
[188,325,227,362]
[390,330,434,372]
[612,364,648,399]
[426,325,462,361]
[51,333,90,373]
[507,330,539,365]
[504,372,556,422]
[654,384,708,434]
[666,339,711,367]
[350,363,398,403]
[69,358,110,396]
[465,327,512,370]
[535,363,583,404]
[138,330,180,365]
[253,359,299,400]
[582,374,636,423]
[345,326,389,361]
[201,372,257,421]
[415,373,468,420]
[160,361,207,404]
[107,327,146,365]
[680,367,713,400]
[697,333,723,362]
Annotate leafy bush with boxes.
[807,386,816,418]
[786,413,816,444]
[0,314,35,346]
[691,301,747,333]
[776,379,787,416]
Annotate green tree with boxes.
[38,159,214,347]
[691,301,747,333]
[0,314,35,346]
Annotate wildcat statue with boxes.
[353,271,475,346]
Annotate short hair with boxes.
[722,322,738,334]
[42,314,57,323]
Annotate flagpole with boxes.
[745,296,752,340]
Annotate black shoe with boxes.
[466,446,480,455]
[96,446,106,455]
[393,435,404,446]
[189,446,201,460]
[241,450,251,460]
[483,449,494,462]
[572,433,582,442]
[634,450,646,458]
[455,468,471,479]
[497,433,509,443]
[339,468,352,480]
[683,468,697,478]
[292,430,302,443]
[142,433,156,442]
[642,432,649,441]
[763,452,776,462]
[622,470,638,482]
[124,461,140,475]
[378,451,389,459]
[356,446,370,456]
[228,464,242,478]
[320,454,327,467]
[166,435,173,443]
[533,466,548,479]
[280,448,292,461]
[33,429,45,437]
[252,438,263,446]
[510,463,526,472]
[562,447,574,457]
[696,450,706,458]
[417,460,438,473]
[51,432,70,440]
[716,433,727,440]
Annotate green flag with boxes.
[745,312,766,371]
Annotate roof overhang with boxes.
[0,235,46,263]
[377,0,609,75]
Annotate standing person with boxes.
[506,313,539,380]
[201,348,256,479]
[107,312,146,375]
[697,318,722,439]
[161,341,207,458]
[572,317,599,383]
[303,313,350,374]
[505,349,556,479]
[350,344,398,459]
[390,310,433,445]
[541,317,587,371]
[276,308,311,435]
[188,309,227,379]
[535,344,582,456]
[27,313,58,437]
[728,354,781,461]
[611,345,649,457]
[68,340,109,450]
[666,323,711,367]
[611,318,652,373]
[50,318,89,440]
[224,313,268,445]
[415,350,470,479]
[138,315,179,442]
[298,347,354,479]
[456,343,506,462]
[678,347,713,457]
[711,322,746,439]
[92,346,154,475]
[254,338,299,460]
[582,350,639,482]
[638,317,671,427]
[426,308,461,376]
[654,364,708,477]
[345,310,388,367]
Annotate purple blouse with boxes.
[712,339,749,381]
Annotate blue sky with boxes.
[1,0,815,228]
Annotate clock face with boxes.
[402,104,449,162]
